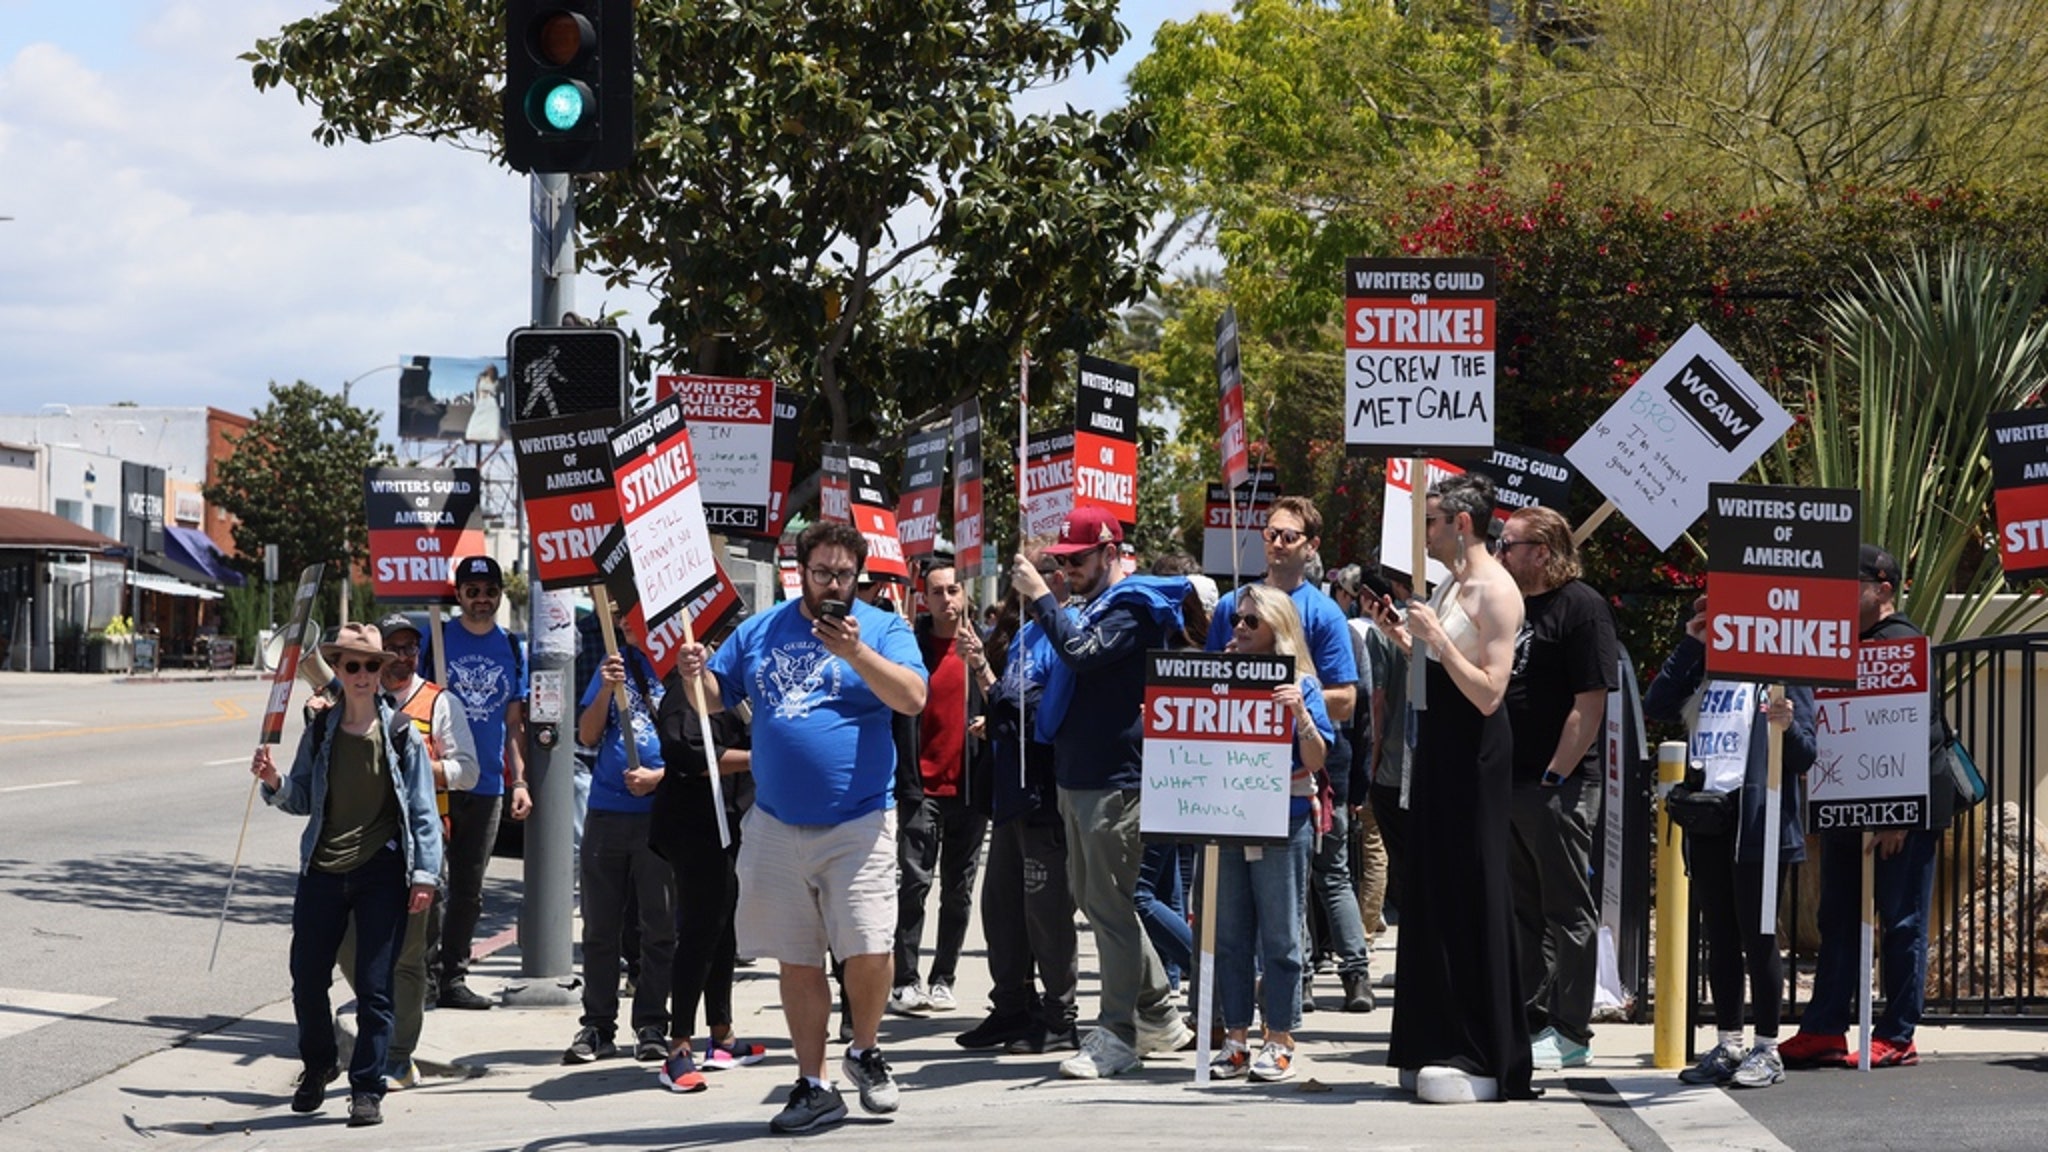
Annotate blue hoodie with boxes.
[1031,574,1188,791]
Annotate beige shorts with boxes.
[736,806,897,967]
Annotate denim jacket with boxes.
[263,698,445,888]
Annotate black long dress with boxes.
[1386,607,1536,1099]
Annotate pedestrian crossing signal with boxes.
[507,327,627,426]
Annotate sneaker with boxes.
[345,1092,382,1127]
[1869,1036,1920,1067]
[660,1047,708,1093]
[563,1026,617,1064]
[291,1064,337,1113]
[1007,1022,1080,1055]
[1558,1036,1593,1068]
[886,984,931,1017]
[925,982,958,1012]
[1301,970,1318,1013]
[769,1079,847,1134]
[1777,1029,1851,1069]
[634,1026,669,1062]
[703,1037,768,1070]
[1341,971,1377,1013]
[1416,1064,1499,1104]
[1731,1045,1785,1088]
[383,1059,421,1090]
[1209,1039,1251,1079]
[437,982,494,1011]
[1135,1013,1194,1056]
[1059,1028,1141,1080]
[1678,1040,1745,1086]
[841,1047,900,1114]
[1249,1040,1296,1083]
[956,1011,1037,1050]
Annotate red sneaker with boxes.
[1869,1037,1920,1067]
[1777,1030,1851,1069]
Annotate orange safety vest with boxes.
[400,681,453,836]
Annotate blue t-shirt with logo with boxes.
[579,646,664,815]
[1206,581,1360,692]
[709,598,925,826]
[424,623,525,797]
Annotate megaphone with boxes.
[294,617,335,691]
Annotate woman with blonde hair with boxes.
[1209,582,1333,1083]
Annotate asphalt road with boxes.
[0,674,325,1119]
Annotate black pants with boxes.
[439,790,502,988]
[1690,833,1786,1037]
[579,810,676,1035]
[667,832,739,1041]
[894,794,988,989]
[980,812,1077,1027]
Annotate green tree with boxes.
[205,381,387,590]
[247,0,1161,478]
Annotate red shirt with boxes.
[917,628,967,796]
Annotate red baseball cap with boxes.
[1045,506,1124,555]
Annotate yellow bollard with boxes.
[1653,740,1691,1069]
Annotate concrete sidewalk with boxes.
[4,896,2042,1151]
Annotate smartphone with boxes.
[818,599,850,620]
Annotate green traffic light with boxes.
[541,81,585,131]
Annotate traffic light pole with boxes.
[508,171,579,1003]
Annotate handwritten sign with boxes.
[1024,428,1076,540]
[1565,325,1793,551]
[1809,636,1933,830]
[657,374,781,537]
[1140,651,1294,842]
[1344,257,1496,456]
[607,397,720,636]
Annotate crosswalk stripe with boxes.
[1589,1072,1796,1152]
[0,988,116,1043]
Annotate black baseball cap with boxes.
[1858,543,1901,588]
[455,555,503,587]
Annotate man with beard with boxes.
[673,522,928,1133]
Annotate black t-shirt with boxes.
[1505,579,1620,785]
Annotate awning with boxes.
[127,570,223,601]
[0,507,123,551]
[164,525,246,587]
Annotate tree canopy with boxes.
[205,381,387,587]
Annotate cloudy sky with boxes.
[0,1,1192,433]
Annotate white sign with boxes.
[658,375,778,534]
[1140,652,1294,841]
[1564,325,1793,551]
[1379,457,1456,587]
[1691,681,1757,793]
[1809,636,1934,831]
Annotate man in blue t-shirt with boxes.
[420,555,529,1011]
[1205,495,1369,1011]
[674,522,928,1134]
[564,621,676,1068]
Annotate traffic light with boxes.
[504,0,635,174]
[507,327,629,425]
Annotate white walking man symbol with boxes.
[519,346,569,419]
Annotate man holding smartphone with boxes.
[1496,507,1618,1072]
[672,522,928,1134]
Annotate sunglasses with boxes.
[1262,527,1306,545]
[341,658,385,675]
[1231,613,1262,630]
[1058,549,1099,568]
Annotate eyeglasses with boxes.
[385,643,419,657]
[1231,613,1263,630]
[1497,539,1537,553]
[1262,527,1306,546]
[341,658,385,675]
[807,566,859,586]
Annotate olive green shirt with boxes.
[312,727,401,874]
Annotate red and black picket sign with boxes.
[846,446,909,582]
[655,374,788,539]
[364,467,485,603]
[896,425,950,564]
[1217,306,1249,491]
[1024,428,1075,540]
[1987,408,2048,585]
[1073,355,1140,530]
[952,399,986,578]
[511,408,619,591]
[1704,482,1861,687]
[606,397,722,648]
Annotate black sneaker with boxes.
[841,1047,900,1114]
[437,982,494,1011]
[563,1026,617,1064]
[956,1011,1037,1050]
[290,1064,337,1113]
[769,1079,848,1133]
[633,1026,668,1062]
[1342,971,1378,1013]
[1007,1023,1080,1054]
[345,1092,383,1127]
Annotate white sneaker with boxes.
[1416,1065,1499,1104]
[886,984,931,1017]
[925,982,958,1012]
[1059,1028,1141,1080]
[1135,1013,1193,1056]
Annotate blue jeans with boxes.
[1803,827,1939,1041]
[1135,842,1193,989]
[290,847,410,1095]
[1216,813,1312,1033]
